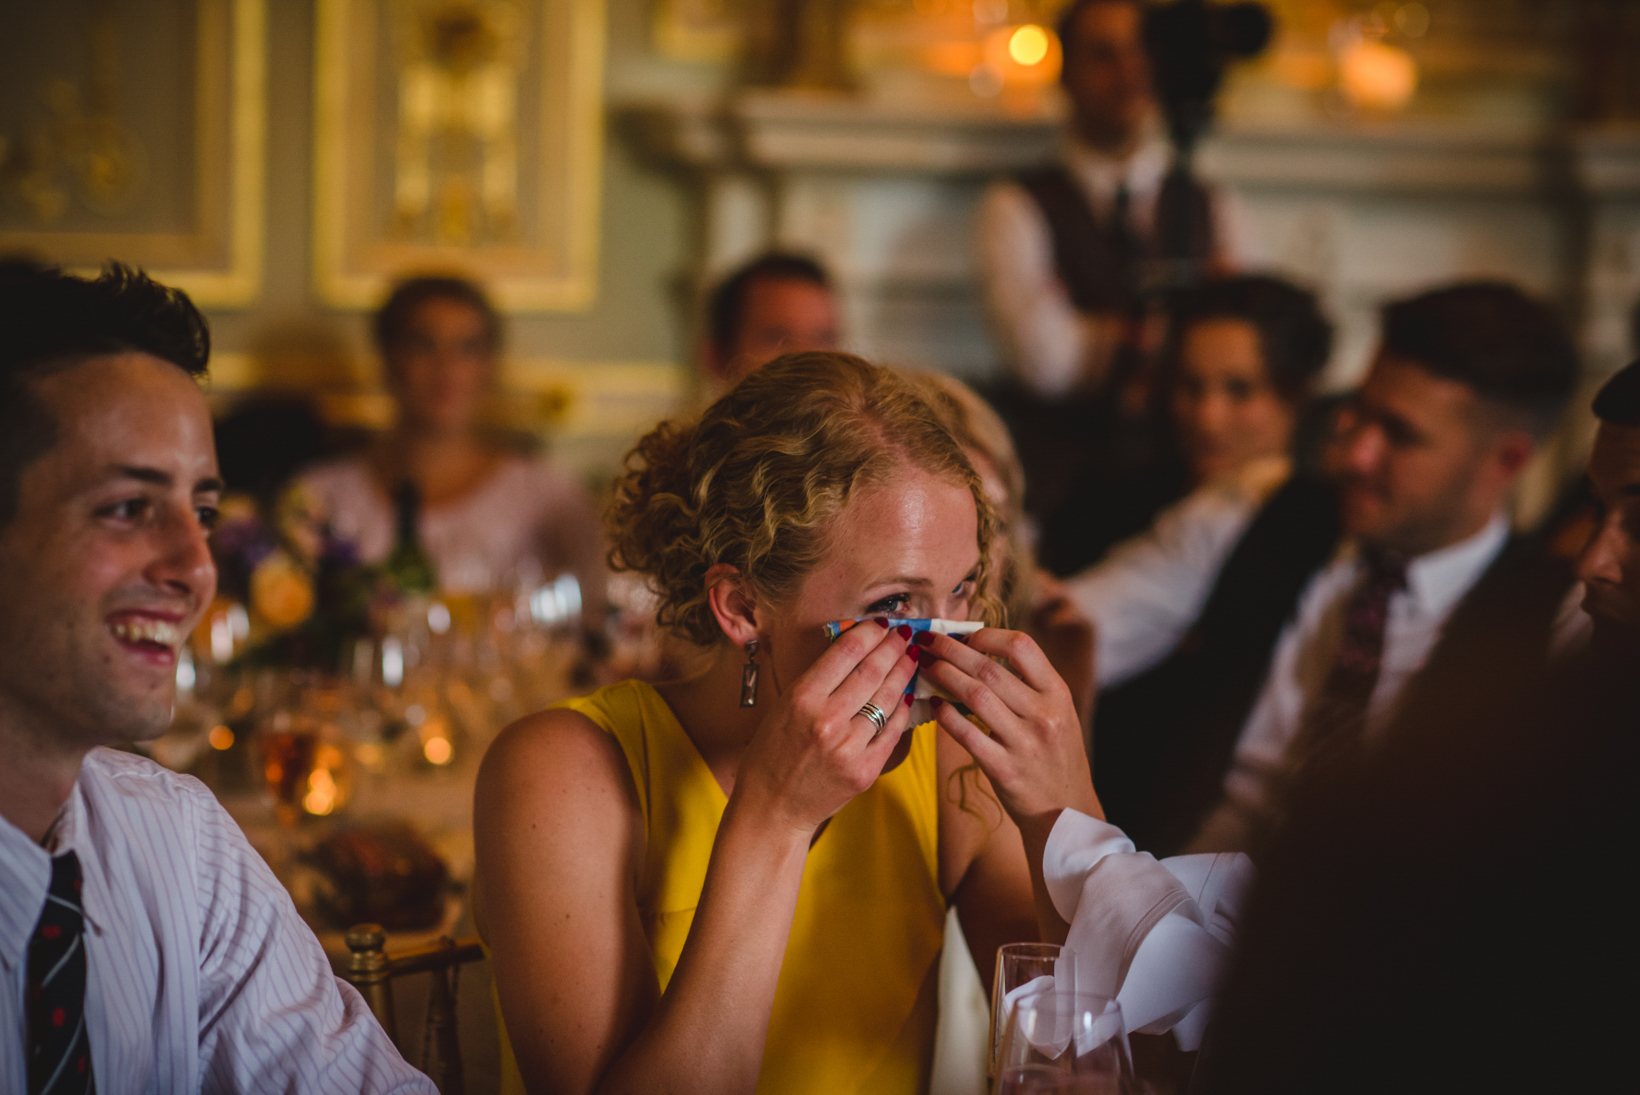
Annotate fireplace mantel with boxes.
[626,93,1640,384]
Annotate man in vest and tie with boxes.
[1073,281,1582,857]
[976,0,1245,572]
[0,264,434,1094]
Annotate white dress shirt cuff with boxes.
[1042,809,1255,1049]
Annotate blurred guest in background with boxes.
[915,371,1098,735]
[475,353,1096,1095]
[977,0,1244,566]
[1578,359,1640,653]
[608,253,841,677]
[701,252,840,392]
[1196,361,1640,1095]
[214,395,331,508]
[0,264,431,1094]
[1049,274,1332,574]
[1166,276,1333,487]
[1076,282,1579,856]
[293,275,605,606]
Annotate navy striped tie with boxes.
[26,851,93,1095]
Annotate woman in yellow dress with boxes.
[473,352,1101,1094]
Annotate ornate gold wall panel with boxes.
[312,0,606,312]
[0,0,266,306]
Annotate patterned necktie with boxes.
[1291,549,1409,789]
[27,851,93,1095]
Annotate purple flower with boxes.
[319,529,362,570]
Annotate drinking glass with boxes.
[995,1064,1089,1094]
[995,992,1131,1095]
[990,943,1075,1081]
[258,672,353,826]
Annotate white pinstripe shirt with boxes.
[0,748,436,1095]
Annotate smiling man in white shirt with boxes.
[1071,282,1581,856]
[0,264,434,1095]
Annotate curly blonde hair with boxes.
[911,371,1035,630]
[607,352,999,644]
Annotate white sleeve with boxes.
[187,783,437,1095]
[1042,810,1253,1050]
[975,180,1097,398]
[1065,478,1265,689]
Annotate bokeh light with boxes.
[423,735,454,765]
[1008,24,1049,67]
[1339,39,1418,112]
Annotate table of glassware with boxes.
[142,590,600,1092]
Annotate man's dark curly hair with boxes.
[0,261,210,528]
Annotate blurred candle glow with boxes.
[975,23,1061,96]
[1008,24,1049,67]
[1339,39,1417,112]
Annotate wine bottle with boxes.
[385,481,438,595]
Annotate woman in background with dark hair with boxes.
[1042,275,1333,574]
[294,275,605,604]
[1166,275,1334,489]
[1063,274,1333,689]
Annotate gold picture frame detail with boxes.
[312,0,606,313]
[0,0,266,307]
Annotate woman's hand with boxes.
[732,618,921,836]
[916,627,1102,835]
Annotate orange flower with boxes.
[251,552,316,630]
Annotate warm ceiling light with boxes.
[1008,24,1049,67]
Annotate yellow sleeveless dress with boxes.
[493,679,947,1095]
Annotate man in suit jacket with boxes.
[1193,359,1640,1094]
[1083,281,1581,856]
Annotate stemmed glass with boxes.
[994,992,1132,1095]
[991,943,1076,1082]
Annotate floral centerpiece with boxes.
[202,486,419,671]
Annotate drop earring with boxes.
[740,639,760,708]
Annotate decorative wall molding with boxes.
[312,0,607,313]
[206,353,684,480]
[0,0,266,307]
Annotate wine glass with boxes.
[995,992,1131,1095]
[996,1064,1089,1094]
[991,943,1076,1082]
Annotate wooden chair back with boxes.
[342,923,486,1094]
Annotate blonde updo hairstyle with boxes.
[911,372,1035,629]
[608,352,1000,644]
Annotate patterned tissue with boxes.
[821,617,983,699]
